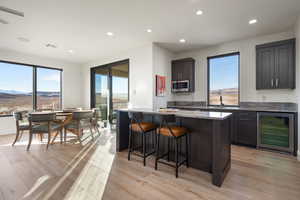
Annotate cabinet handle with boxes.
[276,78,279,88]
[271,79,274,87]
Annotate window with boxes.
[0,61,62,116]
[0,62,33,115]
[37,68,61,110]
[208,53,239,106]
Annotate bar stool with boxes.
[155,114,189,178]
[128,112,157,166]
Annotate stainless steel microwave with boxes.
[172,80,190,92]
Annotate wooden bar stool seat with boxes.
[155,114,189,178]
[158,126,188,137]
[131,122,156,132]
[128,112,157,166]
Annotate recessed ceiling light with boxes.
[249,19,257,24]
[107,32,114,36]
[196,10,203,15]
[147,29,152,33]
[17,37,30,42]
[68,50,74,53]
[179,39,186,43]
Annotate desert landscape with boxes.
[0,90,60,115]
[209,88,239,105]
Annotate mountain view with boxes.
[0,62,62,115]
[0,89,60,115]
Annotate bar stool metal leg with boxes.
[167,137,170,162]
[185,134,189,168]
[143,132,146,166]
[175,137,179,178]
[155,133,160,170]
[128,127,133,161]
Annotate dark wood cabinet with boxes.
[197,108,257,147]
[256,39,295,89]
[171,58,195,92]
[235,111,257,147]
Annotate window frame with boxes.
[207,52,240,107]
[0,60,63,117]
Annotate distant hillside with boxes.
[0,89,28,95]
[0,90,60,97]
[0,93,18,99]
[210,88,238,95]
[36,91,60,97]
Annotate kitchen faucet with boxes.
[220,95,224,106]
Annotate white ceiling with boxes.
[0,0,300,64]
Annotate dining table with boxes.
[29,109,95,144]
[29,111,74,144]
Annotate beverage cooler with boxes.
[257,112,295,153]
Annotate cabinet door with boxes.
[236,112,257,147]
[181,60,193,80]
[171,62,181,81]
[275,42,295,89]
[256,47,275,89]
[182,60,195,92]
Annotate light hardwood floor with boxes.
[0,130,299,200]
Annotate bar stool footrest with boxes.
[131,150,156,158]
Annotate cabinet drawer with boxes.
[236,111,257,147]
[237,112,257,120]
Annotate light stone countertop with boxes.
[117,108,232,120]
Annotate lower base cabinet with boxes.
[235,111,257,147]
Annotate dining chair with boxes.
[91,108,101,134]
[64,111,94,144]
[27,113,63,151]
[12,111,30,146]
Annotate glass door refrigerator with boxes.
[257,112,295,153]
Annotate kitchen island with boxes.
[116,108,232,187]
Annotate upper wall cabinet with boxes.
[171,58,195,93]
[256,39,296,90]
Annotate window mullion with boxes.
[33,67,37,111]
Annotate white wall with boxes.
[295,16,300,156]
[82,43,154,109]
[152,44,174,109]
[173,30,297,103]
[0,49,83,135]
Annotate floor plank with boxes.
[0,130,299,200]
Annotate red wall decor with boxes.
[156,75,166,97]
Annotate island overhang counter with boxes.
[116,108,232,187]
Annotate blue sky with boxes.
[0,62,61,92]
[209,54,239,91]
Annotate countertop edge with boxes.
[167,106,298,113]
[116,109,233,120]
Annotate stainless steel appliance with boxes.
[172,80,190,92]
[257,112,294,153]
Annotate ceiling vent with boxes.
[17,37,30,42]
[45,43,57,48]
[0,6,24,24]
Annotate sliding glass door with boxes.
[91,60,129,124]
[94,68,109,122]
[111,64,129,123]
